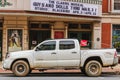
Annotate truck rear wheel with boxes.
[12,60,30,77]
[85,60,102,77]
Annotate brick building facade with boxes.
[102,0,120,55]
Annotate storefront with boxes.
[0,0,102,60]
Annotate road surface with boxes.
[0,72,119,80]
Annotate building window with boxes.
[68,23,92,30]
[41,24,50,29]
[30,23,39,28]
[114,0,120,10]
[68,23,79,29]
[112,24,120,54]
[30,22,50,29]
[81,24,91,29]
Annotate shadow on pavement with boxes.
[0,72,119,77]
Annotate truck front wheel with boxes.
[85,60,102,77]
[12,60,30,77]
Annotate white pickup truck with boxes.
[3,39,118,77]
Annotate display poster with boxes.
[8,29,22,52]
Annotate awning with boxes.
[0,12,101,22]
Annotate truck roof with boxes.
[45,38,78,41]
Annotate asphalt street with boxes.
[0,72,120,80]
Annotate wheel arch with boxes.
[83,56,103,68]
[10,58,30,70]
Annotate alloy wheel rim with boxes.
[88,63,99,74]
[15,64,26,74]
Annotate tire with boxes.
[85,60,102,77]
[29,70,32,74]
[80,67,86,74]
[12,60,30,77]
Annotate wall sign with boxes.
[31,0,100,16]
[54,31,64,39]
[80,40,88,46]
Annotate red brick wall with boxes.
[109,0,112,12]
[102,0,109,13]
[102,23,111,48]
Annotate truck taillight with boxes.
[114,51,117,58]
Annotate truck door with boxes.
[57,40,80,68]
[34,41,57,68]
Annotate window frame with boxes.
[37,41,56,51]
[112,0,120,12]
[59,40,75,50]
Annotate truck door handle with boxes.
[72,52,77,54]
[51,52,56,54]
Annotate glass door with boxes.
[0,30,2,61]
[112,25,120,54]
[29,30,51,49]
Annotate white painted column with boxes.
[93,22,101,49]
[51,25,54,39]
[65,24,68,38]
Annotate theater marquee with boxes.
[31,0,100,16]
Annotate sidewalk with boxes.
[0,62,120,74]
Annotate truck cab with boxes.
[33,39,80,68]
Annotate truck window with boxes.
[59,41,75,50]
[38,41,56,50]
